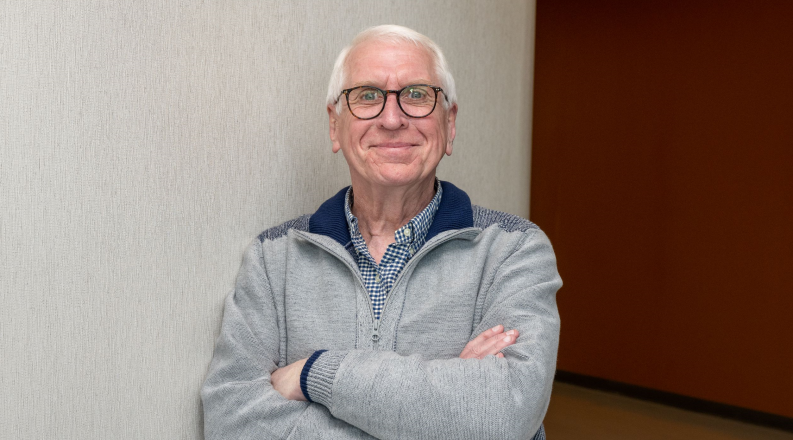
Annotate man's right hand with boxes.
[459,324,519,359]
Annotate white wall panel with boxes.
[0,1,535,438]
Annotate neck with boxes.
[350,175,436,241]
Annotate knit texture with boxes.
[202,181,560,440]
[472,205,538,233]
[300,349,328,402]
[304,350,348,408]
[258,214,310,242]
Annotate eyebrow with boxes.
[348,80,434,89]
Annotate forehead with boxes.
[345,40,436,87]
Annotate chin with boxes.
[371,168,429,188]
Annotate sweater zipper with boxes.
[293,233,380,340]
[371,319,380,346]
[296,229,478,347]
[364,229,477,347]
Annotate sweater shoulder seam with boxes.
[471,205,538,234]
[257,214,311,243]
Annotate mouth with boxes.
[371,142,415,149]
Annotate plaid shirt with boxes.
[344,183,442,320]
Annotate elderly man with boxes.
[202,25,561,440]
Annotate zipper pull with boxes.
[371,321,380,344]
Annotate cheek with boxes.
[422,121,448,150]
[342,126,375,165]
[346,122,371,145]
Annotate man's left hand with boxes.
[271,358,308,401]
[459,324,519,359]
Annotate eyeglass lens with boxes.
[347,85,437,119]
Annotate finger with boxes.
[461,330,517,359]
[476,329,520,358]
[496,353,504,358]
[473,324,504,343]
[460,325,506,359]
[484,328,519,342]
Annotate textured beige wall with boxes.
[0,1,535,438]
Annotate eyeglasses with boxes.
[337,84,446,120]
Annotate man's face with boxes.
[328,40,457,189]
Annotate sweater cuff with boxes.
[301,350,348,407]
[299,350,327,402]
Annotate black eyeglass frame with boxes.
[336,84,447,120]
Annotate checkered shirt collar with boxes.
[344,181,443,253]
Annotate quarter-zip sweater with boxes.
[201,181,561,440]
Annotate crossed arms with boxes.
[270,324,520,400]
[201,228,561,439]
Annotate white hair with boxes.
[326,25,457,114]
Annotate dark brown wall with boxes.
[531,0,793,417]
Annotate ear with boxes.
[328,104,343,153]
[445,103,458,156]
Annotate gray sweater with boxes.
[201,182,561,439]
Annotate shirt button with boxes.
[404,228,411,237]
[375,274,381,283]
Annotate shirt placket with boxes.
[344,184,441,321]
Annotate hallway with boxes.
[544,383,793,439]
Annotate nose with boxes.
[377,92,409,130]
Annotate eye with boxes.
[361,90,379,101]
[400,86,434,105]
[352,87,382,103]
[407,88,428,99]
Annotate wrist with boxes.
[299,350,328,402]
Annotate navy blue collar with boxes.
[309,181,474,248]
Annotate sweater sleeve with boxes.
[200,239,373,440]
[303,229,562,440]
